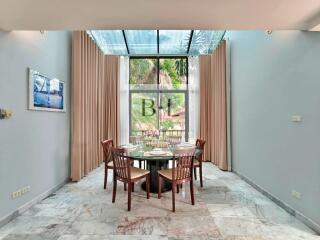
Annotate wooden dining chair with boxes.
[129,135,145,169]
[101,139,128,191]
[158,147,195,212]
[194,139,206,188]
[101,139,115,190]
[167,135,182,146]
[110,147,150,211]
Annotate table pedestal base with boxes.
[141,160,172,193]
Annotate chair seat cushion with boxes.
[158,169,174,180]
[107,161,113,168]
[131,167,149,179]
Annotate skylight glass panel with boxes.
[125,30,157,54]
[189,30,225,55]
[159,30,191,54]
[88,30,127,55]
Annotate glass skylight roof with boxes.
[159,30,191,54]
[189,30,225,55]
[88,30,225,56]
[125,30,157,54]
[88,30,127,55]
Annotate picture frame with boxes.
[28,68,66,112]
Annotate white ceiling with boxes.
[1,0,320,30]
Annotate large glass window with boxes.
[129,58,157,90]
[159,58,187,90]
[129,57,188,141]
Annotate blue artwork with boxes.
[29,69,65,112]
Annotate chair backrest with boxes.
[195,139,206,162]
[101,139,114,163]
[168,135,182,145]
[110,147,131,180]
[172,147,195,180]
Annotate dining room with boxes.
[72,30,230,202]
[70,29,230,212]
[1,28,319,240]
[1,1,320,239]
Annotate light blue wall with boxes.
[226,31,320,226]
[0,31,71,221]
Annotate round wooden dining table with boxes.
[124,145,202,193]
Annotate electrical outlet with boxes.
[291,115,302,122]
[11,192,17,199]
[22,186,30,194]
[0,108,13,119]
[11,186,31,199]
[292,190,302,199]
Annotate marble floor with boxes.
[0,163,319,240]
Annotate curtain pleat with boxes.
[104,56,120,147]
[71,31,120,181]
[199,40,227,170]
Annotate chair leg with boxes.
[132,182,135,192]
[176,184,179,193]
[128,181,132,211]
[146,174,150,199]
[194,167,197,180]
[112,178,117,203]
[158,175,162,199]
[199,165,203,188]
[172,183,176,212]
[124,183,127,191]
[190,180,195,205]
[104,166,108,189]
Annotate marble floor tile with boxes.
[167,215,221,238]
[0,234,7,240]
[117,216,168,235]
[0,163,318,240]
[168,236,223,240]
[0,216,70,236]
[213,216,267,237]
[207,204,256,218]
[223,236,267,240]
[65,219,118,235]
[58,235,168,240]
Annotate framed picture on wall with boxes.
[28,68,66,112]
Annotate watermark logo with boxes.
[142,99,171,116]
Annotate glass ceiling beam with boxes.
[122,30,130,55]
[187,30,194,54]
[157,30,159,55]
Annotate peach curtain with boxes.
[199,40,228,170]
[71,31,120,181]
[103,56,120,146]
